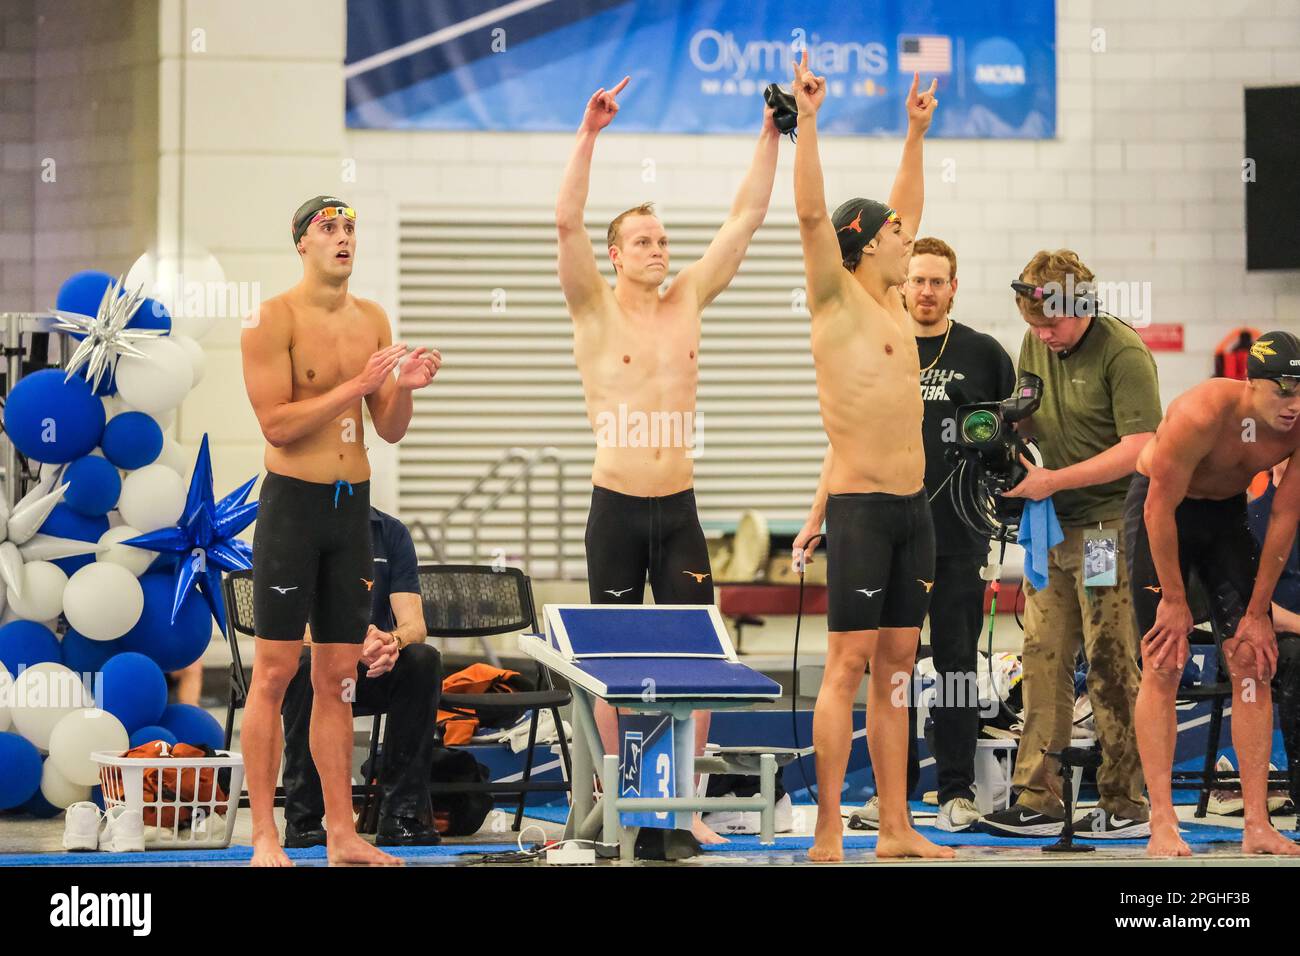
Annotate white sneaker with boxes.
[847,795,880,830]
[102,806,145,852]
[702,793,794,834]
[937,797,981,832]
[63,802,103,851]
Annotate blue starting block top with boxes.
[520,605,782,703]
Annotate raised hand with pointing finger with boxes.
[581,76,630,133]
[905,72,939,134]
[790,51,826,116]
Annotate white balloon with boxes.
[9,663,92,751]
[118,464,185,532]
[0,665,12,733]
[49,708,129,787]
[155,439,189,478]
[125,248,228,341]
[171,334,206,388]
[151,408,175,431]
[39,758,90,809]
[115,338,193,414]
[63,564,144,641]
[96,525,156,576]
[5,561,68,622]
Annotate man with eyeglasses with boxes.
[1126,331,1300,857]
[240,196,440,867]
[849,237,1014,833]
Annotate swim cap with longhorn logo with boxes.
[831,197,898,263]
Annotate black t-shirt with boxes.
[916,320,1017,556]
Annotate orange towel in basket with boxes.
[103,740,230,828]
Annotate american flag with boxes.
[898,35,952,74]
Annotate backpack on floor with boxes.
[428,746,493,836]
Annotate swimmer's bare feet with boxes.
[1145,815,1191,858]
[692,815,728,845]
[1242,821,1300,856]
[251,830,292,867]
[327,832,403,866]
[808,809,844,862]
[876,824,955,860]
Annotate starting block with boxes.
[519,605,783,860]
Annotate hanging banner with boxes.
[346,0,1056,137]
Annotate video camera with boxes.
[946,372,1045,537]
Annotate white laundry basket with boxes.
[93,749,244,849]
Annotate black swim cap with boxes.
[291,195,355,247]
[1247,330,1300,389]
[831,198,896,262]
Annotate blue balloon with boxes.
[56,270,115,318]
[61,455,122,517]
[90,785,104,811]
[0,732,42,809]
[127,298,171,332]
[0,621,61,673]
[158,704,223,751]
[40,504,109,577]
[61,628,123,677]
[3,369,105,464]
[129,725,178,748]
[100,412,163,470]
[119,573,212,672]
[98,652,168,732]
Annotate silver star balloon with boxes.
[0,469,107,613]
[50,274,168,393]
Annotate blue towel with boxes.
[1017,497,1064,590]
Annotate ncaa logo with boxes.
[971,37,1026,98]
[621,731,644,797]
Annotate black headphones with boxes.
[1009,280,1097,319]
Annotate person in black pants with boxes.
[280,507,442,848]
[849,237,1015,832]
[1247,458,1300,814]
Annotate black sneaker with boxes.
[1072,807,1151,839]
[974,805,1063,837]
[284,820,327,849]
[376,816,442,847]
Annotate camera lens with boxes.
[961,409,1001,444]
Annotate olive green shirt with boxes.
[1018,316,1162,526]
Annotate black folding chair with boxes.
[220,569,388,826]
[418,564,573,830]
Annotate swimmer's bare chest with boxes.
[576,301,701,414]
[1187,425,1299,500]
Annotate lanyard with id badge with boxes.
[1083,526,1118,588]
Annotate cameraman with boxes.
[850,237,1014,832]
[978,249,1161,838]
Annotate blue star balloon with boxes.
[121,434,258,635]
